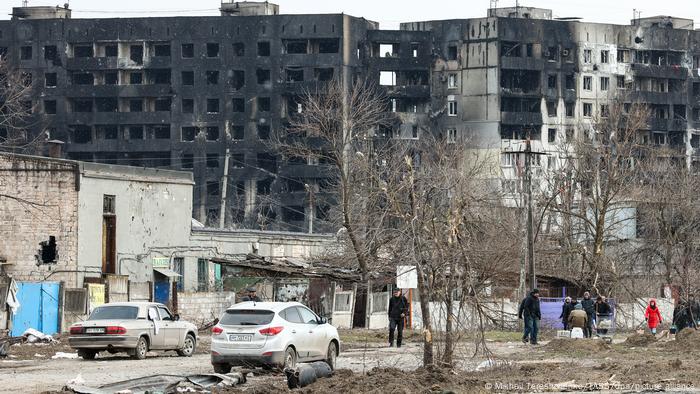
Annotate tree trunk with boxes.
[443,291,453,367]
[416,263,434,367]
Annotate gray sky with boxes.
[4,0,700,29]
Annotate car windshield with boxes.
[220,309,274,326]
[88,306,139,320]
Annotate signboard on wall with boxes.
[152,257,169,268]
[87,283,105,313]
[396,266,417,289]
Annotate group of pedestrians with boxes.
[558,292,613,337]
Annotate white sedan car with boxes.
[210,302,339,373]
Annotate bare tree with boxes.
[541,100,652,294]
[0,55,43,151]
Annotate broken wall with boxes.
[0,154,80,287]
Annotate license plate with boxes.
[228,334,252,342]
[85,328,105,334]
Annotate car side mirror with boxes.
[318,316,327,325]
[174,314,180,321]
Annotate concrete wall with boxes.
[178,291,236,324]
[0,154,80,287]
[76,163,194,286]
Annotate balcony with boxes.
[501,111,543,125]
[384,85,430,98]
[630,63,688,80]
[500,57,545,70]
[65,57,119,70]
[648,118,688,131]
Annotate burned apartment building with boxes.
[2,3,700,233]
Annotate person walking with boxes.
[580,292,595,338]
[522,289,542,345]
[388,288,408,348]
[559,297,574,329]
[568,303,588,331]
[518,295,530,343]
[595,296,612,335]
[645,298,663,335]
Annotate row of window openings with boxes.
[64,97,263,114]
[67,124,281,143]
[54,67,334,88]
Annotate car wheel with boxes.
[282,346,297,370]
[212,363,231,374]
[177,333,196,357]
[132,336,148,360]
[78,350,97,360]
[326,342,337,370]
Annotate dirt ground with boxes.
[3,329,700,393]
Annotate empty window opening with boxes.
[182,126,197,142]
[44,100,57,114]
[207,98,220,113]
[72,72,94,85]
[72,99,93,113]
[548,128,556,143]
[256,69,270,84]
[104,44,118,57]
[286,68,304,82]
[500,69,540,93]
[206,43,220,58]
[98,125,118,139]
[233,42,245,56]
[600,50,609,64]
[181,43,194,58]
[547,74,557,89]
[205,126,219,141]
[231,70,245,89]
[583,76,592,91]
[182,98,194,113]
[105,72,118,85]
[73,45,93,58]
[412,43,420,58]
[258,97,271,112]
[182,154,194,169]
[501,97,540,113]
[565,74,575,90]
[258,124,271,140]
[96,98,118,112]
[207,181,220,196]
[447,45,458,60]
[547,101,557,117]
[206,70,219,85]
[232,154,245,168]
[129,99,143,112]
[232,126,245,140]
[257,178,273,195]
[151,69,171,84]
[129,125,144,139]
[39,236,57,264]
[501,41,521,57]
[232,98,245,112]
[379,71,396,86]
[318,39,339,54]
[257,41,271,56]
[44,45,57,61]
[617,49,630,63]
[207,154,219,168]
[565,102,575,117]
[315,68,334,81]
[71,125,92,143]
[129,72,143,85]
[154,44,171,57]
[257,153,277,173]
[153,125,170,139]
[376,43,399,58]
[583,102,593,117]
[285,40,308,54]
[155,97,171,112]
[130,45,143,64]
[45,72,57,87]
[546,46,558,61]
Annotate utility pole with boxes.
[524,138,536,290]
[218,148,230,229]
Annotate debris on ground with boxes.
[542,338,611,353]
[23,328,56,343]
[624,332,657,347]
[675,328,700,344]
[285,361,333,389]
[65,372,245,394]
[51,352,78,359]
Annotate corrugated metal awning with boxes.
[154,268,181,278]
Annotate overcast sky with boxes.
[4,0,700,29]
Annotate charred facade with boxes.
[2,4,700,232]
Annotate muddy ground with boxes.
[3,329,700,393]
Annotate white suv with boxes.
[210,302,339,373]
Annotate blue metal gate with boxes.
[11,282,60,336]
[154,280,170,304]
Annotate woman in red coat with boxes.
[645,298,663,335]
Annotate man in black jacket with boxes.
[522,289,541,345]
[580,291,595,338]
[388,288,409,347]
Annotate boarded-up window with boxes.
[65,288,87,314]
[334,292,352,312]
[371,292,389,313]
